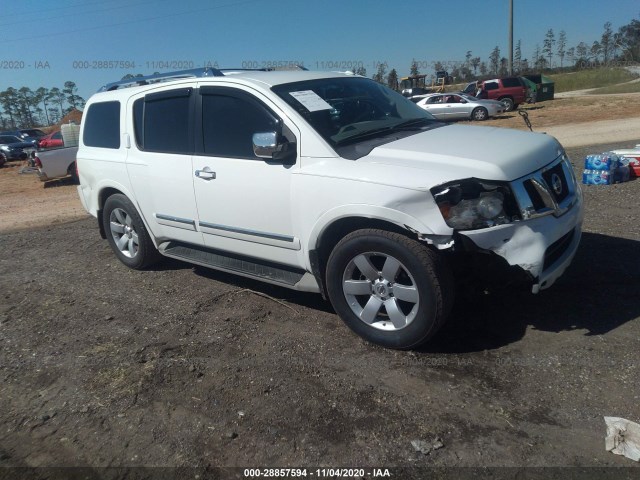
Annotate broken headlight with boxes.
[431,179,520,231]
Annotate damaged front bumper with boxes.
[457,162,584,293]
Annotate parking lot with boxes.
[0,137,639,477]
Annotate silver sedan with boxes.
[415,93,505,121]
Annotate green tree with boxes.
[17,87,35,126]
[514,40,522,72]
[470,56,481,75]
[387,68,399,90]
[479,61,487,76]
[0,88,19,128]
[601,21,614,63]
[489,46,500,74]
[591,41,602,62]
[575,42,589,62]
[372,62,387,84]
[63,81,85,111]
[617,17,640,61]
[35,87,50,126]
[49,87,66,118]
[557,30,567,68]
[354,66,367,76]
[465,50,472,67]
[543,29,555,67]
[409,59,420,76]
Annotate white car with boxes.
[415,93,505,121]
[77,68,583,349]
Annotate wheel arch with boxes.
[308,211,431,299]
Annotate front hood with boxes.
[359,124,563,185]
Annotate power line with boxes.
[1,0,267,44]
[0,0,172,28]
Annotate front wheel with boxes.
[102,194,161,270]
[325,229,453,349]
[471,107,489,121]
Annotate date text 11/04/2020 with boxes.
[243,468,391,477]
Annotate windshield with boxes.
[272,77,437,149]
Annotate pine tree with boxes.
[557,31,567,68]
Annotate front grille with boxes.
[543,228,575,270]
[542,163,570,203]
[511,155,578,220]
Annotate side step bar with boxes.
[159,241,306,287]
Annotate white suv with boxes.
[77,68,583,349]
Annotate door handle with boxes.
[195,169,216,180]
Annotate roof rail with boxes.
[218,64,308,73]
[98,67,225,92]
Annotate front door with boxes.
[191,86,302,267]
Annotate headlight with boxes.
[431,179,520,230]
[0,145,10,152]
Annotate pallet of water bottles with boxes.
[582,151,636,185]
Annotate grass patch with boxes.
[589,81,640,94]
[549,68,638,92]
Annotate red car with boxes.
[473,77,527,112]
[38,131,64,149]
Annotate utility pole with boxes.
[508,0,513,75]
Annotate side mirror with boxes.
[253,131,296,162]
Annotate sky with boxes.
[1,0,638,104]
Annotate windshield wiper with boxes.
[335,118,433,146]
[391,117,433,130]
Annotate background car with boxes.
[19,128,47,139]
[415,93,505,121]
[475,77,528,111]
[0,130,39,145]
[0,134,36,161]
[38,131,64,149]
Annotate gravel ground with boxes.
[1,141,639,479]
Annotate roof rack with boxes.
[98,67,224,92]
[98,64,309,92]
[219,64,308,72]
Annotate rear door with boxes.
[125,85,203,246]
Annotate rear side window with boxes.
[484,82,499,91]
[139,88,192,153]
[83,101,120,149]
[502,78,522,88]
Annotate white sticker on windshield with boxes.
[289,90,333,112]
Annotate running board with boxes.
[159,241,306,287]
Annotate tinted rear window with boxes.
[142,89,191,153]
[83,101,120,149]
[502,78,522,88]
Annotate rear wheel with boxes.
[471,107,489,121]
[68,162,79,184]
[326,229,453,349]
[102,194,161,270]
[500,97,514,111]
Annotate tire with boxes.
[102,194,161,270]
[325,229,453,349]
[68,162,79,184]
[500,97,514,112]
[471,107,489,121]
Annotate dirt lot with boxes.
[1,104,640,478]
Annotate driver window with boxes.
[202,93,278,159]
